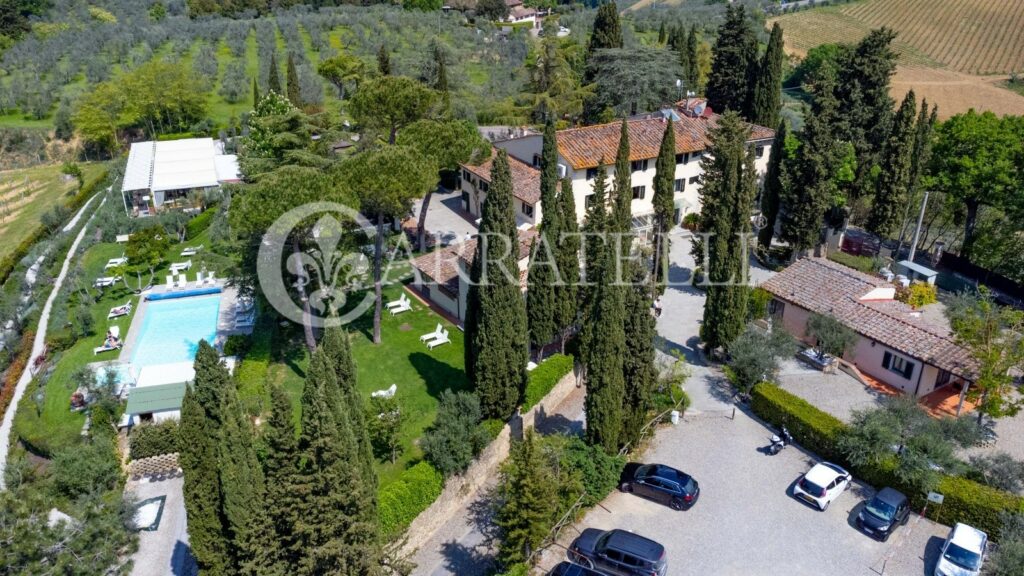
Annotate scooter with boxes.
[766,426,793,455]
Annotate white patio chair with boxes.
[389,298,412,316]
[420,323,444,342]
[427,329,451,350]
[385,293,409,310]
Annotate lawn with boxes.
[0,163,104,259]
[12,219,228,455]
[273,283,468,487]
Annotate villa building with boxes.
[459,100,775,241]
[761,258,976,407]
[121,137,241,217]
[409,229,537,324]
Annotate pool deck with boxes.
[118,282,253,365]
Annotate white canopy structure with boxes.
[122,138,241,214]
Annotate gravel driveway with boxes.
[128,474,196,576]
[536,410,950,576]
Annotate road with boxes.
[0,196,106,489]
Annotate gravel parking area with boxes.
[536,409,950,576]
[128,474,196,576]
[776,359,888,423]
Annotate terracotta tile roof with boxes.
[556,116,775,170]
[762,258,976,380]
[461,151,542,205]
[410,229,538,296]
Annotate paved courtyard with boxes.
[411,187,477,247]
[776,358,889,423]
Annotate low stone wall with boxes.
[129,453,182,480]
[402,366,580,554]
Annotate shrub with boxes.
[727,324,798,392]
[378,461,445,535]
[421,390,490,477]
[897,282,938,309]
[222,334,251,357]
[480,418,505,441]
[523,354,574,411]
[558,436,626,507]
[681,212,701,232]
[129,421,180,460]
[185,205,217,239]
[827,251,878,274]
[750,382,846,462]
[51,438,121,499]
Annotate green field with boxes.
[0,163,104,259]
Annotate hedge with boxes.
[129,420,180,460]
[750,382,846,463]
[185,205,218,239]
[523,353,574,411]
[378,461,445,536]
[750,383,1024,539]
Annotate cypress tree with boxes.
[683,25,700,95]
[179,342,231,574]
[750,23,784,129]
[705,5,757,115]
[652,118,676,290]
[580,164,626,452]
[780,73,844,255]
[587,2,623,59]
[293,348,379,575]
[611,119,632,233]
[286,53,301,107]
[657,21,667,45]
[527,123,562,354]
[554,177,580,352]
[497,429,554,564]
[866,91,917,238]
[697,111,757,350]
[321,325,377,496]
[377,44,391,76]
[218,368,281,575]
[757,121,788,250]
[834,28,898,203]
[465,150,530,418]
[621,262,656,446]
[263,385,300,570]
[267,51,281,95]
[252,76,260,106]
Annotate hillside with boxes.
[770,0,1024,118]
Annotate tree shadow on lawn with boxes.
[409,351,469,400]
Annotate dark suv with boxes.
[856,487,911,541]
[620,463,700,510]
[568,528,668,576]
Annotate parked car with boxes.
[568,528,668,576]
[549,561,603,576]
[620,463,700,510]
[792,461,851,511]
[934,523,987,576]
[856,487,911,540]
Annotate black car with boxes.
[856,487,911,541]
[549,561,603,576]
[620,463,700,510]
[568,529,668,576]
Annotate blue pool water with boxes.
[130,295,220,370]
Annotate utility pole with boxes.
[907,190,930,263]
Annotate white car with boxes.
[792,462,851,511]
[935,523,987,576]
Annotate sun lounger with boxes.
[107,301,132,319]
[385,293,409,310]
[420,324,443,342]
[389,299,412,315]
[180,244,204,257]
[177,273,188,289]
[204,270,216,286]
[169,260,192,274]
[371,384,397,399]
[94,276,121,288]
[235,314,256,329]
[426,329,450,350]
[93,326,122,355]
[104,257,128,270]
[166,275,176,289]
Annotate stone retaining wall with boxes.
[129,453,182,480]
[402,366,581,554]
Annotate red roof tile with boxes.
[461,150,541,205]
[410,230,538,296]
[556,115,775,171]
[762,258,976,380]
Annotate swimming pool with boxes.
[130,295,220,371]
